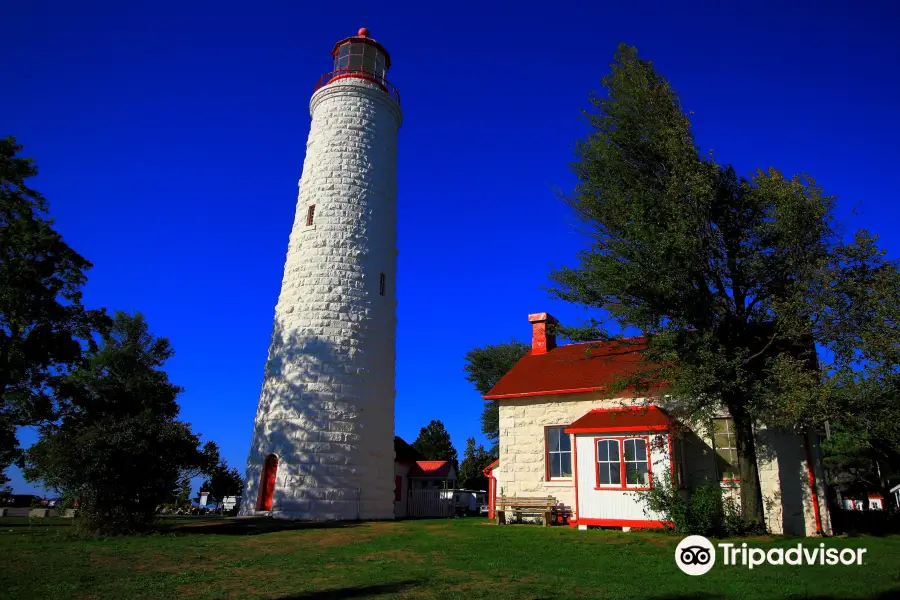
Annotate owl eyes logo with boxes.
[675,535,716,575]
[680,545,712,565]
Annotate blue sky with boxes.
[4,1,899,495]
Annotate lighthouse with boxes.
[239,28,401,520]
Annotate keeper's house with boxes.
[483,312,832,536]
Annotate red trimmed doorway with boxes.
[256,454,278,511]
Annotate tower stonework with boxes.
[240,29,401,520]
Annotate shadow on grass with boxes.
[645,590,900,600]
[272,580,423,599]
[155,516,367,536]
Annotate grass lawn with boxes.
[1,516,898,600]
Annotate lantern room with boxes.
[316,28,399,102]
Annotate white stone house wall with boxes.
[240,78,402,520]
[497,392,831,535]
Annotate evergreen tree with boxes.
[412,420,458,466]
[200,453,243,509]
[463,340,530,457]
[457,437,492,490]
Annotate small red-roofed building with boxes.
[393,437,458,518]
[484,312,832,536]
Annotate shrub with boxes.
[722,496,751,537]
[639,466,754,537]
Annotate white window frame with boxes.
[713,417,740,482]
[545,426,573,481]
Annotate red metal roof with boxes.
[484,338,650,399]
[408,460,454,478]
[564,406,671,434]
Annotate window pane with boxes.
[633,439,647,461]
[716,448,738,480]
[561,453,572,478]
[350,42,366,56]
[338,44,349,57]
[364,44,375,58]
[363,56,375,73]
[597,440,609,462]
[609,463,621,485]
[548,428,560,452]
[349,55,362,68]
[624,439,636,462]
[626,463,649,485]
[599,463,610,485]
[550,455,560,479]
[338,56,349,69]
[609,440,619,462]
[715,434,732,448]
[559,432,571,452]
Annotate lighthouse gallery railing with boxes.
[314,69,401,105]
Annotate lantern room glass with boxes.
[333,41,389,82]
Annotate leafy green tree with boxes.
[463,340,530,456]
[822,428,886,507]
[22,312,218,534]
[0,136,110,482]
[412,420,458,466]
[457,437,493,490]
[798,232,900,505]
[548,43,878,530]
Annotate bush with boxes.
[831,508,900,536]
[639,467,753,537]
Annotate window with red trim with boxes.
[624,438,649,485]
[597,439,620,485]
[306,204,315,226]
[595,436,652,489]
[546,426,572,479]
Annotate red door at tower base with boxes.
[257,454,278,511]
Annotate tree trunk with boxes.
[729,402,767,531]
[876,457,891,511]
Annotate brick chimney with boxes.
[528,313,558,355]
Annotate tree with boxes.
[200,454,243,510]
[412,420,458,466]
[0,136,110,482]
[457,437,493,490]
[463,340,530,457]
[798,231,900,506]
[821,428,886,509]
[174,478,193,509]
[22,312,218,534]
[548,43,857,530]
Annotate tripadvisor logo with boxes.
[675,535,868,576]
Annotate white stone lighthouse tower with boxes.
[239,28,401,521]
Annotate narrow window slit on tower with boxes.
[306,204,315,226]
[379,273,386,296]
